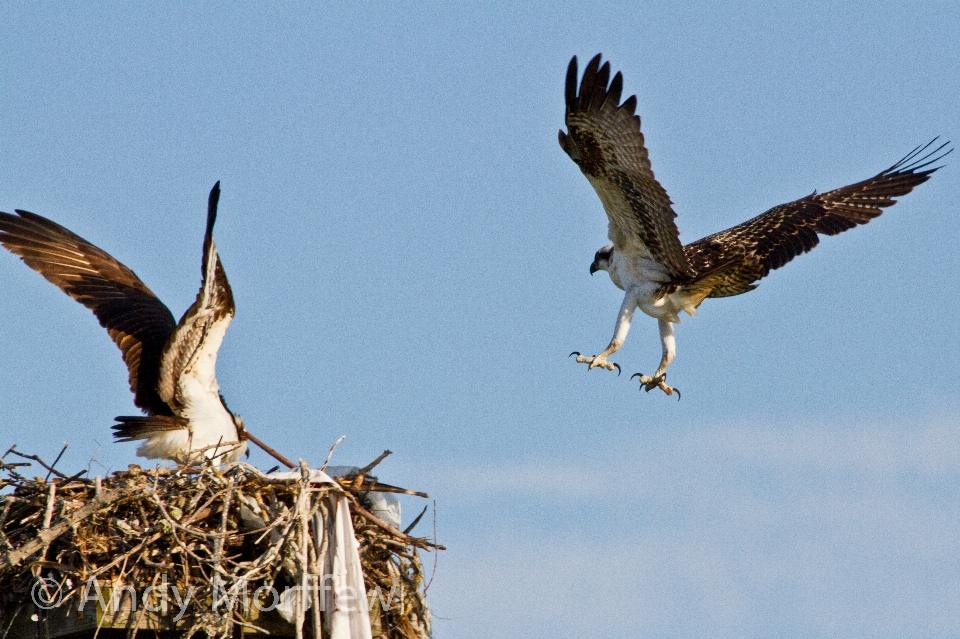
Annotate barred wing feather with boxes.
[559,54,693,279]
[684,140,951,297]
[0,209,177,415]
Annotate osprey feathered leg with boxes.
[571,285,642,374]
[632,319,679,398]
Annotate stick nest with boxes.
[0,446,440,639]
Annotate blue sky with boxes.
[1,3,959,638]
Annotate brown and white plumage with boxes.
[559,54,693,280]
[561,53,950,395]
[682,146,946,297]
[0,183,247,461]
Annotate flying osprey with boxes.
[0,183,248,462]
[561,54,950,397]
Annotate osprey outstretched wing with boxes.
[0,208,177,415]
[684,144,946,297]
[559,53,693,280]
[562,53,950,396]
[0,183,247,462]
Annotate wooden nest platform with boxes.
[0,445,440,639]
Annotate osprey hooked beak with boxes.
[590,245,614,275]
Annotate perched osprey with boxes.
[560,54,950,397]
[0,183,248,462]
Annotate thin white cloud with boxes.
[426,417,960,638]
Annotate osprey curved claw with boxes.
[569,351,621,376]
[632,373,680,400]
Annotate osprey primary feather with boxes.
[561,54,950,396]
[0,183,248,461]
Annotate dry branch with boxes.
[0,446,437,639]
[2,484,141,569]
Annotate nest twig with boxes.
[0,446,438,639]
